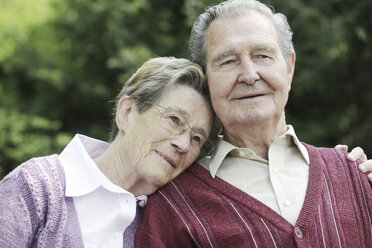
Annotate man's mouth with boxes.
[236,93,265,100]
[155,150,176,168]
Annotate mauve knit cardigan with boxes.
[136,144,372,247]
[0,155,141,248]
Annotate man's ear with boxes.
[116,96,135,131]
[287,51,296,89]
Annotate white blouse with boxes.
[58,134,147,247]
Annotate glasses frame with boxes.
[145,101,215,156]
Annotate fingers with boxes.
[336,145,371,182]
[335,144,348,152]
[358,160,372,182]
[347,147,367,162]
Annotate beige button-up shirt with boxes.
[198,125,310,225]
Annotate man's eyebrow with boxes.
[255,44,276,53]
[212,49,237,64]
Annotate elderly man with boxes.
[136,0,372,247]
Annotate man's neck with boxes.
[223,118,287,160]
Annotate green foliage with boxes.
[0,0,371,179]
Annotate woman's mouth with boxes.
[155,150,176,168]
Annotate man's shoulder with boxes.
[153,163,212,198]
[302,142,348,160]
[174,162,211,183]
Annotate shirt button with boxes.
[239,151,245,157]
[272,167,279,173]
[284,200,292,207]
[294,226,303,239]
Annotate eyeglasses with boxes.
[145,102,214,157]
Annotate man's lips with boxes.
[155,150,176,168]
[235,93,265,100]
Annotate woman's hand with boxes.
[335,145,372,182]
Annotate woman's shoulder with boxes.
[4,154,62,182]
[1,154,66,202]
[0,155,69,245]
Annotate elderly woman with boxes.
[0,57,218,248]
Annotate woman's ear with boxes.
[116,96,135,131]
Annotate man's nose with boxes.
[171,131,191,153]
[237,57,259,85]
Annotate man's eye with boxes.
[221,59,236,66]
[255,54,271,60]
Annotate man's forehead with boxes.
[206,14,279,58]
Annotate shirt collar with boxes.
[285,125,310,164]
[58,134,126,197]
[201,125,309,178]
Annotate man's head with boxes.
[190,0,294,72]
[190,0,296,143]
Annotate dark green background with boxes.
[1,0,371,179]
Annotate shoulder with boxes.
[0,154,66,219]
[2,154,65,189]
[0,155,69,246]
[302,142,368,184]
[156,163,212,194]
[301,142,349,165]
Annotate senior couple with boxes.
[1,0,371,247]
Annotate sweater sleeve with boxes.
[135,194,196,248]
[0,172,36,247]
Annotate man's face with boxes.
[205,11,295,133]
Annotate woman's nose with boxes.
[171,132,191,153]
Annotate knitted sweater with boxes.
[135,144,372,247]
[0,155,142,248]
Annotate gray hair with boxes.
[189,0,294,70]
[110,57,220,148]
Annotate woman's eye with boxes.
[192,135,201,143]
[169,115,180,124]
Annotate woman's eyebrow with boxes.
[173,107,209,138]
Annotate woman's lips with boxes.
[155,150,176,168]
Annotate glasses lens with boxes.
[152,104,214,156]
[162,108,189,130]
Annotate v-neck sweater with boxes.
[135,144,372,247]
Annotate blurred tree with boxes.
[0,0,371,179]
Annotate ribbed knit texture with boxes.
[0,155,84,248]
[0,155,141,248]
[135,144,372,247]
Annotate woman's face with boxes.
[122,84,213,190]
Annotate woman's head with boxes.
[110,57,219,192]
[111,57,211,139]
